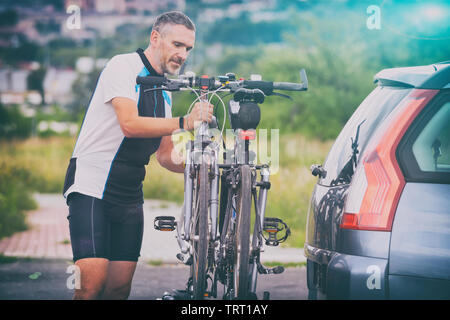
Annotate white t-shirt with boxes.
[63,51,172,205]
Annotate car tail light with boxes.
[341,89,438,231]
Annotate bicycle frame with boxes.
[176,96,221,251]
[217,128,272,299]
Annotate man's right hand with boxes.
[185,101,214,130]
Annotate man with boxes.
[63,11,213,300]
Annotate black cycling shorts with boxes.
[67,192,144,262]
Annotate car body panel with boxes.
[389,182,450,281]
[337,229,390,259]
[327,254,388,300]
[389,275,450,300]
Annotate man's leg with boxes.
[101,261,137,299]
[100,201,144,300]
[67,193,111,300]
[74,258,109,300]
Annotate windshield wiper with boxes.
[331,119,366,186]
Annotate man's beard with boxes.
[162,57,184,75]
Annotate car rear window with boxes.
[412,102,450,173]
[397,91,450,184]
[319,86,412,187]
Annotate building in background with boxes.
[0,69,30,105]
[0,67,78,106]
[43,68,77,105]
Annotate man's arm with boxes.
[156,135,185,173]
[112,97,214,138]
[112,97,180,138]
[112,96,213,173]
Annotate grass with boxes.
[251,133,332,247]
[263,261,307,268]
[147,259,164,267]
[0,137,76,194]
[0,160,38,239]
[0,134,332,248]
[59,239,70,245]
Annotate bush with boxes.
[0,104,33,140]
[0,137,75,194]
[0,162,37,240]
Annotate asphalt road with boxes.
[0,258,308,300]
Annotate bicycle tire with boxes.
[190,158,210,300]
[234,164,252,299]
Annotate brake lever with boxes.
[164,82,183,91]
[271,92,292,100]
[143,87,164,93]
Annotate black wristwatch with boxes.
[179,116,184,130]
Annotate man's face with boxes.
[153,24,195,75]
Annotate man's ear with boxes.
[150,30,160,47]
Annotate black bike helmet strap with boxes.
[136,48,162,77]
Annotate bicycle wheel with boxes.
[234,164,252,299]
[190,158,210,300]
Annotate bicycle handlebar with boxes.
[136,68,308,95]
[135,75,166,86]
[273,82,305,91]
[273,69,308,91]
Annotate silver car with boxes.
[305,62,450,299]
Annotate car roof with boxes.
[374,62,450,90]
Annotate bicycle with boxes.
[138,69,308,300]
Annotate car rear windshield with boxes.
[319,86,412,187]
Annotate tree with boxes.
[0,103,32,140]
[0,9,18,27]
[27,68,47,105]
[65,69,102,119]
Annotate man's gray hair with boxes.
[152,11,196,35]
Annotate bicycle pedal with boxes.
[161,291,175,300]
[161,289,192,300]
[154,216,176,231]
[176,253,193,265]
[262,217,291,246]
[257,263,285,275]
[272,265,285,274]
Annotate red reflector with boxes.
[201,75,208,90]
[239,130,256,140]
[341,213,358,229]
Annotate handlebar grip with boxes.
[136,76,166,86]
[242,80,273,95]
[272,82,306,91]
[272,69,308,91]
